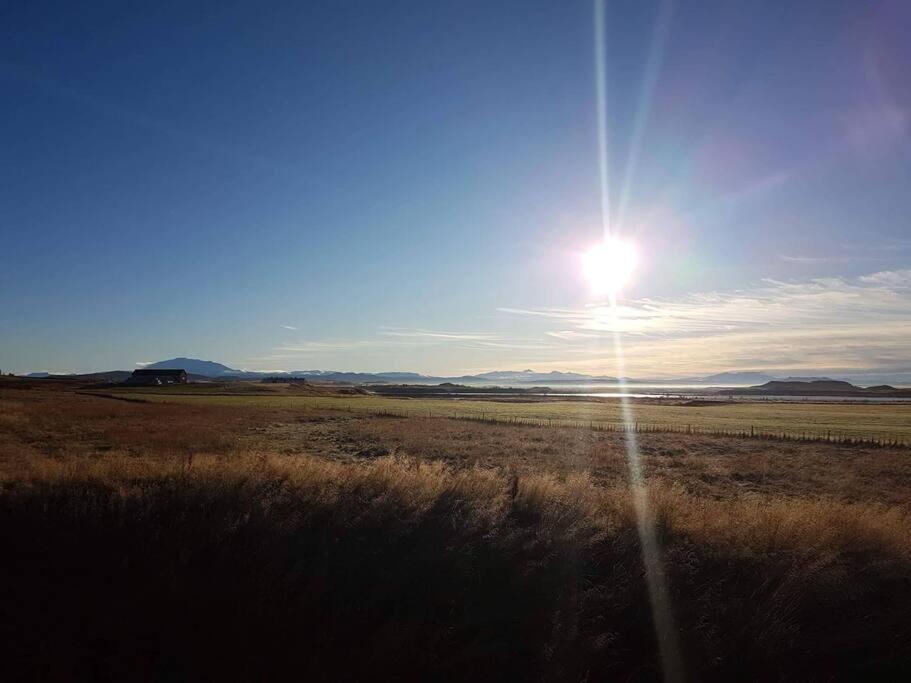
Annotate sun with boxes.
[582,236,638,297]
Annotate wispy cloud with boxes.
[778,239,911,263]
[500,270,911,376]
[862,239,911,253]
[280,325,298,331]
[379,327,501,342]
[248,326,561,368]
[379,327,560,351]
[272,340,397,354]
[247,272,911,377]
[545,330,601,341]
[778,254,869,264]
[250,334,479,364]
[497,307,590,321]
[247,339,394,365]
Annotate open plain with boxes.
[2,379,910,680]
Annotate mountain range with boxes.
[25,357,908,387]
[138,360,806,385]
[135,360,632,384]
[22,358,793,386]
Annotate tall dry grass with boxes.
[2,450,909,681]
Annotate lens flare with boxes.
[591,1,682,679]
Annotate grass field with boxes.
[106,387,911,444]
[3,382,911,680]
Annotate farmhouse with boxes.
[127,368,188,385]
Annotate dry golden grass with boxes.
[268,409,911,506]
[2,384,910,680]
[109,386,911,442]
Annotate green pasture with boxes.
[102,389,911,444]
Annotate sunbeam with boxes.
[616,0,676,231]
[611,321,685,683]
[594,0,611,239]
[592,1,684,680]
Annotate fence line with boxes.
[311,402,910,449]
[87,392,909,450]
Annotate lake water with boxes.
[549,392,911,403]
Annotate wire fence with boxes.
[86,392,910,449]
[313,403,911,449]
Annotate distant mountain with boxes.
[123,361,776,386]
[154,362,621,384]
[111,360,780,385]
[473,369,537,381]
[372,372,430,380]
[283,371,435,383]
[472,369,617,383]
[54,358,907,388]
[696,371,777,385]
[719,379,911,397]
[144,358,239,376]
[778,376,834,382]
[133,361,438,382]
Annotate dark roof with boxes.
[132,368,187,376]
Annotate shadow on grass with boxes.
[1,455,909,681]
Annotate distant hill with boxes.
[144,358,239,376]
[760,380,856,393]
[28,357,910,388]
[719,380,911,398]
[369,372,428,380]
[778,376,835,383]
[697,371,777,385]
[126,361,439,383]
[267,371,435,383]
[127,362,623,385]
[471,370,617,383]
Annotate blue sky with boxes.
[2,0,910,378]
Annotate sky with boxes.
[2,0,910,380]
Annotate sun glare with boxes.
[582,236,638,296]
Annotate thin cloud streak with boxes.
[252,327,559,366]
[500,270,911,377]
[379,328,561,351]
[778,254,876,264]
[248,271,911,377]
[380,327,502,342]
